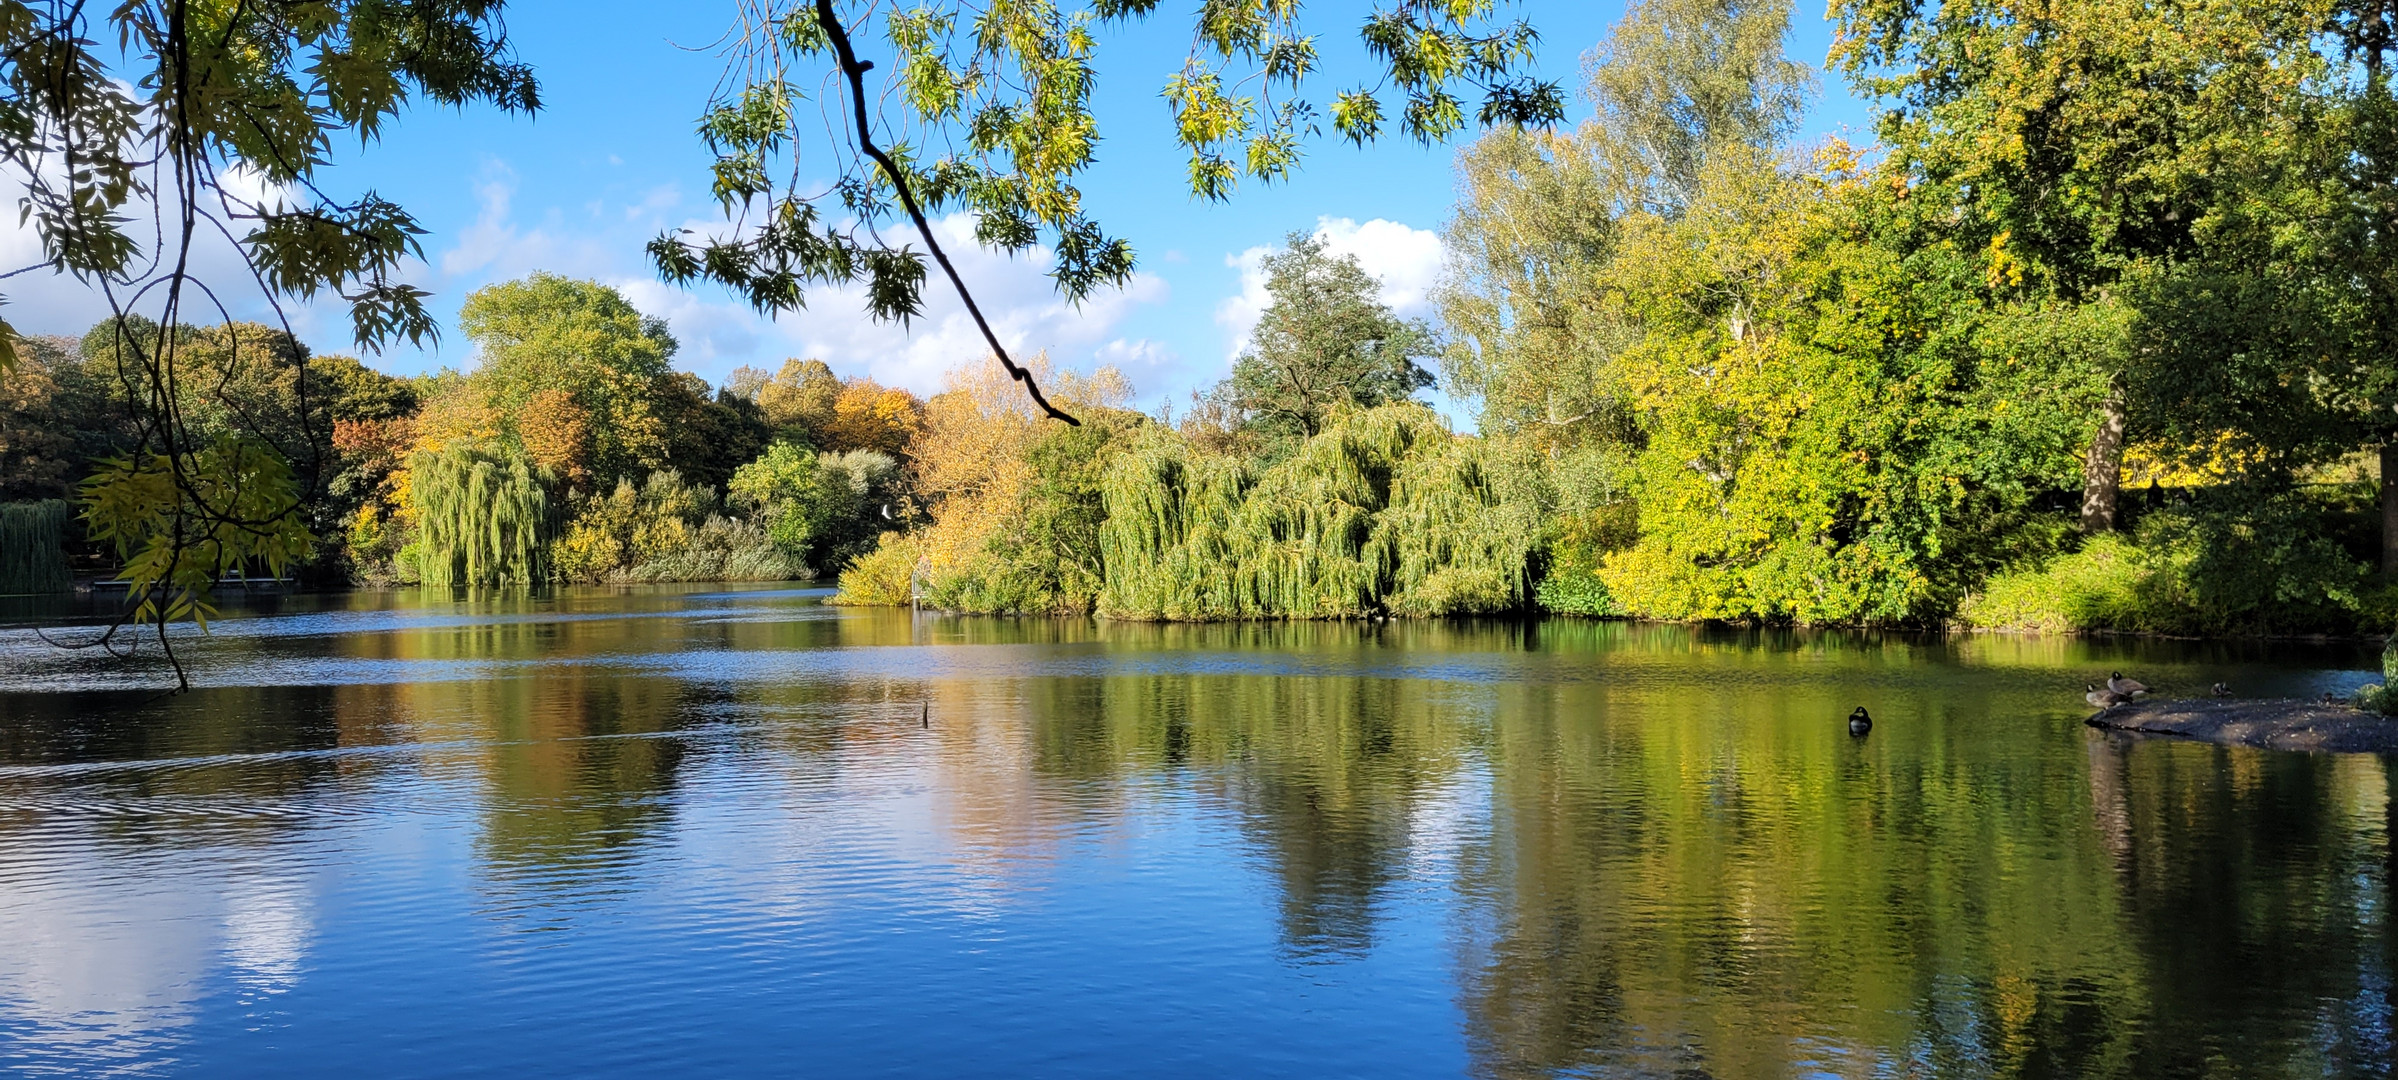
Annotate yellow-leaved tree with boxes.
[838,354,1132,611]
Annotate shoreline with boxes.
[10,580,2395,647]
[2087,697,2398,754]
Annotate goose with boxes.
[2107,671,2150,697]
[2087,684,2131,710]
[2211,682,2231,698]
[1848,707,1873,736]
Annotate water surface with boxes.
[0,586,2390,1077]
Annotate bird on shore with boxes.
[2107,671,2150,697]
[2210,682,2231,697]
[1848,706,1873,736]
[2087,684,2132,710]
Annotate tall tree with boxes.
[1584,0,1813,215]
[1223,233,1436,444]
[447,274,679,486]
[754,359,844,444]
[1830,0,2336,532]
[2324,0,2398,576]
[1438,128,1629,448]
[0,335,133,502]
[1439,0,1811,446]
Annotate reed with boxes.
[409,443,554,586]
[0,500,73,594]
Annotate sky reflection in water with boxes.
[0,585,2390,1078]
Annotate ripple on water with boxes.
[0,589,2389,1077]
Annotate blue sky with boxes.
[9,0,1876,419]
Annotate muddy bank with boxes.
[2087,697,2398,753]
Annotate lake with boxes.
[0,584,2390,1078]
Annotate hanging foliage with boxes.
[1375,437,1546,616]
[1096,431,1259,619]
[0,500,73,595]
[81,437,315,630]
[1098,405,1545,620]
[408,443,554,587]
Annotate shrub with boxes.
[1535,564,1620,617]
[1955,533,2145,633]
[728,441,900,573]
[833,533,921,604]
[554,469,728,583]
[621,516,804,582]
[1956,489,2383,635]
[728,441,830,553]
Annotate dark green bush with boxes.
[1961,486,2389,635]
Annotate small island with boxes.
[2087,698,2398,754]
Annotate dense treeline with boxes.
[7,0,2396,636]
[0,274,926,593]
[834,0,2398,635]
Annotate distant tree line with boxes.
[9,0,2398,641]
[0,274,925,596]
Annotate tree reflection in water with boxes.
[0,588,2388,1077]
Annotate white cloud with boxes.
[621,213,1173,396]
[7,159,1171,397]
[625,185,679,222]
[432,160,641,289]
[1321,216,1446,314]
[439,162,521,277]
[0,156,360,349]
[1212,216,1445,365]
[1093,336,1182,395]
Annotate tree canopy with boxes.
[1223,233,1437,445]
[447,274,681,485]
[646,0,1567,421]
[10,0,2398,666]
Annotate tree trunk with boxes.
[2382,442,2398,578]
[2081,384,2128,534]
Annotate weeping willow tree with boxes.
[409,444,554,587]
[1375,437,1547,616]
[1099,435,1264,618]
[1099,406,1545,620]
[0,501,73,594]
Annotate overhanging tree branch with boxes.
[811,0,1078,427]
